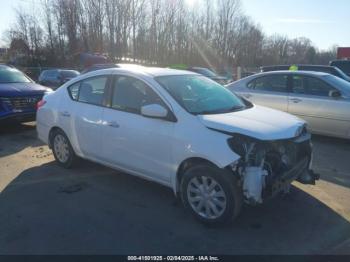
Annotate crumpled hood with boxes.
[0,82,49,96]
[198,105,306,140]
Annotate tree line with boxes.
[4,0,337,71]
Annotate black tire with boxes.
[180,163,242,225]
[50,129,77,168]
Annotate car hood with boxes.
[198,105,306,140]
[0,82,49,96]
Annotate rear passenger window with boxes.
[248,75,288,92]
[78,76,108,105]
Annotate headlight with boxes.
[295,124,307,137]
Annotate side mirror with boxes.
[329,90,341,98]
[141,104,168,119]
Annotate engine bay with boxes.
[228,132,319,204]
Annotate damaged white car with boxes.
[36,67,319,224]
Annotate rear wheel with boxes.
[51,129,77,168]
[180,163,242,225]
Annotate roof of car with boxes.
[331,60,350,63]
[0,64,15,69]
[74,67,197,83]
[141,67,196,77]
[262,64,335,69]
[256,70,330,76]
[97,67,197,77]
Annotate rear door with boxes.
[242,74,289,111]
[288,74,350,137]
[62,75,110,159]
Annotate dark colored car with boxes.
[261,65,350,82]
[0,65,51,122]
[187,67,229,84]
[81,63,118,74]
[38,69,80,89]
[330,60,350,77]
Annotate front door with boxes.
[288,74,350,137]
[101,75,175,184]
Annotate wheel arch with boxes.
[175,157,219,195]
[48,126,65,148]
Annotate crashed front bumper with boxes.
[262,157,319,200]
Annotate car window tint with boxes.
[306,77,336,96]
[0,68,31,83]
[292,75,304,94]
[248,75,288,92]
[112,76,164,114]
[292,75,336,96]
[68,82,80,100]
[47,70,56,77]
[78,76,107,105]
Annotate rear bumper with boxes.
[0,112,36,123]
[36,120,50,145]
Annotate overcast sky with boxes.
[0,0,349,50]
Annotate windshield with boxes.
[155,75,246,115]
[333,67,350,81]
[0,68,31,84]
[324,75,350,96]
[193,68,217,78]
[333,63,350,74]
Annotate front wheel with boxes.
[180,164,242,225]
[51,129,77,168]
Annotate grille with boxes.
[0,96,42,111]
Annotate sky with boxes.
[242,0,349,50]
[0,0,349,50]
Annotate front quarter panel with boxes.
[170,115,240,192]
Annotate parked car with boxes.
[38,69,80,89]
[187,67,229,84]
[227,71,350,139]
[261,64,350,82]
[0,65,52,122]
[330,60,350,77]
[37,67,318,224]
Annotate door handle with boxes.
[290,98,302,103]
[107,121,120,128]
[61,111,71,117]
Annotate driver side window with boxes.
[111,76,165,114]
[292,75,337,96]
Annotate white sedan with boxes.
[37,67,318,224]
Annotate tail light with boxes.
[36,99,46,110]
